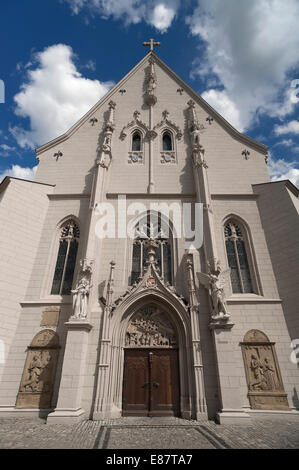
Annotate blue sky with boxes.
[1,0,299,186]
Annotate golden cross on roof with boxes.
[142,38,161,52]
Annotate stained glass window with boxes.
[51,220,80,295]
[131,212,172,285]
[224,221,253,294]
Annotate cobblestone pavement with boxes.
[0,416,298,449]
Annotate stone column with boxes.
[92,261,116,419]
[47,321,92,424]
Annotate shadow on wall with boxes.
[292,387,299,410]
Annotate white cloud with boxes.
[274,120,299,136]
[201,89,244,132]
[273,139,294,148]
[187,0,299,131]
[83,59,96,71]
[0,164,37,183]
[149,4,176,32]
[63,0,179,32]
[268,155,299,188]
[11,44,113,149]
[0,144,16,157]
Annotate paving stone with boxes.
[0,417,298,449]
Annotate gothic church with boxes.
[0,43,299,424]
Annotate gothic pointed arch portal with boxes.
[122,302,180,417]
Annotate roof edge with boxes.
[0,176,55,189]
[36,51,268,156]
[252,179,299,196]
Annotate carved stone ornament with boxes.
[120,111,150,141]
[128,152,143,164]
[97,101,116,169]
[241,330,289,410]
[144,57,157,106]
[71,258,93,321]
[187,100,206,166]
[125,305,177,348]
[16,330,60,409]
[153,110,183,140]
[192,148,208,169]
[160,151,176,164]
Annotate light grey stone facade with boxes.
[0,51,298,424]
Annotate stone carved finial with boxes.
[144,238,159,265]
[198,260,231,323]
[106,261,116,310]
[97,101,117,169]
[144,57,157,106]
[133,110,141,120]
[71,258,94,321]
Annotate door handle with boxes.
[153,382,159,388]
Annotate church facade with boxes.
[0,47,299,424]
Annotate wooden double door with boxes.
[122,348,180,417]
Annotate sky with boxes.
[0,0,299,187]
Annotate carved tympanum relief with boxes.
[241,330,289,410]
[125,305,177,348]
[16,329,60,409]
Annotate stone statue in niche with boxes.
[71,258,93,321]
[16,330,59,409]
[241,330,289,410]
[71,278,91,320]
[197,261,231,322]
[125,305,177,348]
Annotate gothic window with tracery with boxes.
[51,220,80,295]
[132,131,141,151]
[162,131,173,151]
[131,212,172,285]
[224,221,253,294]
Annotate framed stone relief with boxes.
[16,329,60,409]
[240,330,289,410]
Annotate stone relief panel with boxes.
[241,330,289,410]
[16,329,60,409]
[125,305,177,348]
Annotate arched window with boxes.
[162,131,173,151]
[132,131,141,151]
[224,220,253,294]
[131,212,172,285]
[51,220,80,295]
